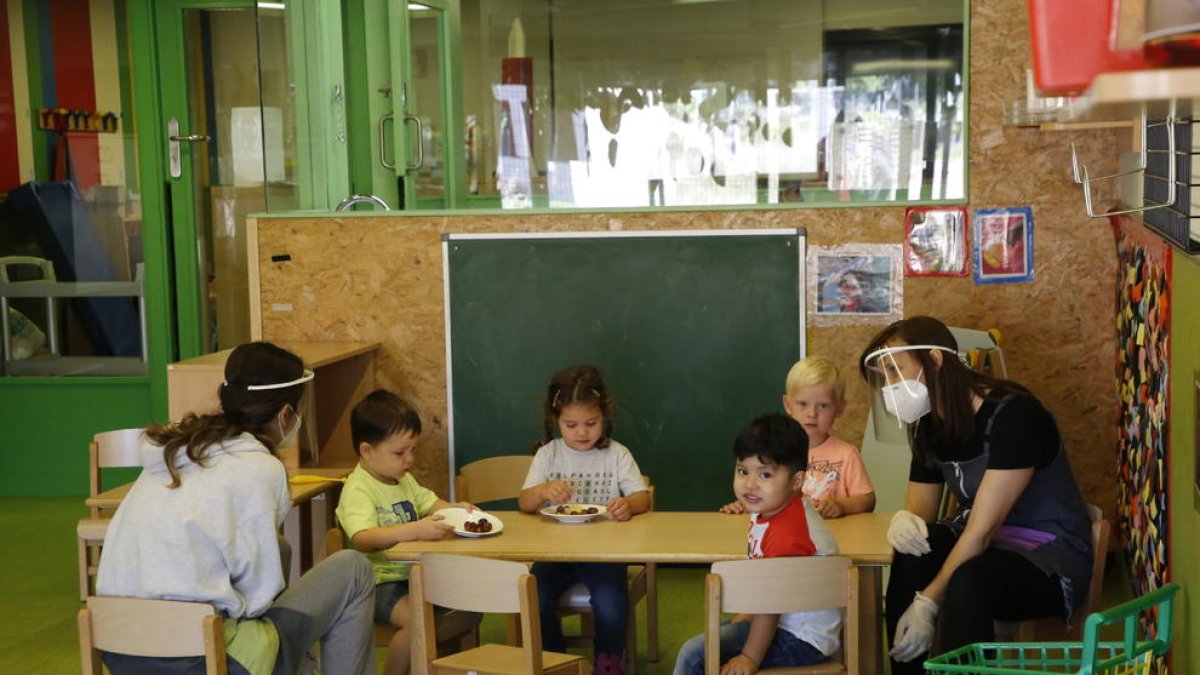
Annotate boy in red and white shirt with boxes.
[675,414,840,675]
[724,356,875,520]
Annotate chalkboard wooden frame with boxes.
[442,229,807,510]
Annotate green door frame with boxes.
[151,0,253,360]
[388,0,464,210]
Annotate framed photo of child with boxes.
[973,207,1034,284]
[808,244,902,325]
[904,206,969,277]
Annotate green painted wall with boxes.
[1168,250,1200,673]
[0,379,153,495]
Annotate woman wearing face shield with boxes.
[96,342,376,675]
[859,317,1092,674]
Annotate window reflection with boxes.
[461,0,965,209]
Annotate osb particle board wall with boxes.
[252,0,1122,511]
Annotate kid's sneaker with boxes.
[594,652,626,675]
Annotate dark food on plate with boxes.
[462,517,493,533]
[554,504,599,515]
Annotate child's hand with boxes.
[411,515,454,541]
[455,502,478,513]
[718,500,746,514]
[606,496,633,521]
[720,653,760,675]
[813,498,844,519]
[542,480,573,505]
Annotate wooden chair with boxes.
[558,476,659,672]
[77,428,144,600]
[455,455,539,504]
[78,596,227,675]
[996,503,1112,641]
[323,526,482,653]
[705,556,858,675]
[411,553,590,675]
[456,455,659,671]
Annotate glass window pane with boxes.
[0,2,146,375]
[460,0,965,210]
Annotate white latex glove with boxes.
[888,509,931,556]
[890,592,938,663]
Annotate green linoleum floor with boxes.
[0,498,1134,674]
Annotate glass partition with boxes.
[458,0,966,209]
[0,2,147,375]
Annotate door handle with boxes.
[403,114,424,171]
[379,114,395,170]
[166,117,209,179]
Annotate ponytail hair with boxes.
[146,342,306,487]
[542,364,614,447]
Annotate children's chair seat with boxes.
[431,642,588,675]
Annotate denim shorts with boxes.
[374,580,410,624]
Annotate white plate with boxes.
[433,508,504,538]
[539,504,607,523]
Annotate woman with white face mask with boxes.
[97,342,376,675]
[859,316,1092,675]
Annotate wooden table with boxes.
[87,467,349,579]
[387,510,892,674]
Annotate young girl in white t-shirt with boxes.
[517,364,651,675]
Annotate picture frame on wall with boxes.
[973,207,1034,284]
[904,206,969,276]
[808,244,903,325]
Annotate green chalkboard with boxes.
[445,230,806,511]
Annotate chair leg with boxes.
[506,614,522,646]
[646,564,658,662]
[625,607,638,675]
[77,536,90,602]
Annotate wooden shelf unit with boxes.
[167,341,379,467]
[1060,67,1200,121]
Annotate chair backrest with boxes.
[455,455,534,503]
[411,553,546,675]
[0,255,55,283]
[706,556,857,675]
[89,428,145,501]
[78,596,226,675]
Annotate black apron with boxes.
[933,397,1093,620]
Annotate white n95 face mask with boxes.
[881,375,931,425]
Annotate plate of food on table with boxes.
[539,503,607,523]
[433,507,504,537]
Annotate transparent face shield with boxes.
[862,345,957,431]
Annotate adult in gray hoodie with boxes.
[97,342,375,675]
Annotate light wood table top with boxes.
[385,510,892,565]
[85,467,350,510]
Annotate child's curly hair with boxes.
[543,364,614,448]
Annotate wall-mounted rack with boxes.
[37,108,121,133]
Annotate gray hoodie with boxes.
[96,432,291,619]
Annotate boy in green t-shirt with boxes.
[336,389,474,675]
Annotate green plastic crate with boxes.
[924,582,1179,675]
